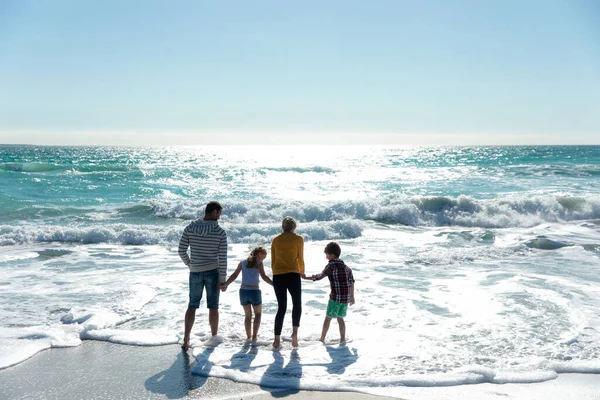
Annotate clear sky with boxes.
[0,0,598,145]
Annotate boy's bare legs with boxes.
[291,326,299,348]
[243,305,252,339]
[320,316,332,342]
[182,307,196,349]
[337,317,346,343]
[252,305,262,341]
[209,309,219,336]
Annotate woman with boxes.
[270,216,305,348]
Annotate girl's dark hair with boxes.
[324,242,341,258]
[246,246,267,269]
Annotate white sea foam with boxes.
[2,146,600,390]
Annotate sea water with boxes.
[1,145,600,395]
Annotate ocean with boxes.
[1,145,600,395]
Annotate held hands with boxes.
[300,273,313,281]
[218,282,228,292]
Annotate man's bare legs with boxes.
[337,317,346,343]
[209,309,219,336]
[182,307,196,349]
[319,316,332,342]
[182,308,219,349]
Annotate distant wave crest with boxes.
[147,195,600,228]
[2,195,599,246]
[0,162,134,174]
[0,220,362,246]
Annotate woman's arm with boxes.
[297,236,305,275]
[258,263,273,286]
[271,240,277,271]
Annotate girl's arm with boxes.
[222,262,242,290]
[258,263,273,286]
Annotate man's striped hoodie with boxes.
[178,219,228,282]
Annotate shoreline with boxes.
[1,341,600,400]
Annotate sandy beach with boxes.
[1,341,599,400]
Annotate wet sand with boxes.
[1,341,599,400]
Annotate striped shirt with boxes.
[313,259,355,304]
[178,219,228,282]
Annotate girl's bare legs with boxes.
[243,305,252,340]
[337,317,346,343]
[252,305,262,341]
[320,316,332,342]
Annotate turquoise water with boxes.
[1,145,599,244]
[1,145,600,393]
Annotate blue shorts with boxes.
[188,269,220,309]
[239,288,262,306]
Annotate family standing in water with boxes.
[177,201,356,349]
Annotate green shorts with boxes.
[326,299,348,318]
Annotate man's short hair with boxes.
[205,201,223,215]
[324,242,341,258]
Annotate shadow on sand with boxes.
[144,348,214,399]
[325,344,358,375]
[259,349,303,397]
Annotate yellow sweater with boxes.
[270,232,305,275]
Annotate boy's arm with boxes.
[312,264,330,281]
[258,263,273,286]
[348,268,355,305]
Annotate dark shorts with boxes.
[239,288,262,306]
[188,269,220,309]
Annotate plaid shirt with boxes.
[313,259,355,304]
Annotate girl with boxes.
[222,246,273,342]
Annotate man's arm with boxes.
[178,229,190,266]
[349,283,355,306]
[218,231,228,283]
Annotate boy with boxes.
[305,242,355,343]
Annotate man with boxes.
[178,201,228,349]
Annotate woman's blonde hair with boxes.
[246,246,267,269]
[282,216,297,232]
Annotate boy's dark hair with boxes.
[205,201,223,215]
[324,242,341,258]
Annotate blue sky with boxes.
[0,0,598,145]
